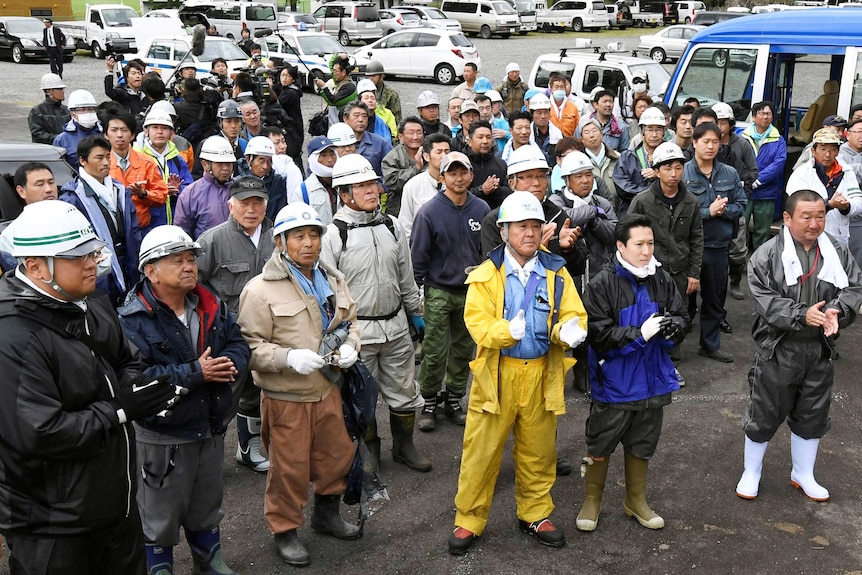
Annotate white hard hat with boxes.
[272,203,327,237]
[529,93,551,111]
[40,73,65,91]
[497,192,545,227]
[356,78,376,95]
[178,61,197,71]
[712,102,734,121]
[332,154,377,188]
[150,100,177,117]
[138,225,201,272]
[327,122,358,146]
[651,142,686,167]
[506,145,549,176]
[485,89,503,103]
[199,136,236,162]
[560,151,594,177]
[244,135,276,157]
[10,201,106,258]
[143,110,174,129]
[417,90,439,108]
[639,107,666,127]
[67,89,97,110]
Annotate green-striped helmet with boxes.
[10,201,106,258]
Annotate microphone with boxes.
[254,27,272,38]
[191,24,206,57]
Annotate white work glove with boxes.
[640,313,663,342]
[752,178,762,190]
[337,344,358,369]
[509,309,526,341]
[559,318,588,348]
[287,349,326,375]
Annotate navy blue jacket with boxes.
[683,159,746,249]
[410,191,490,293]
[118,281,250,440]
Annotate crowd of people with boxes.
[5,48,862,573]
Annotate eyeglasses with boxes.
[55,250,101,263]
[516,173,549,184]
[756,110,773,116]
[847,130,862,135]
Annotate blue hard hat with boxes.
[475,77,492,93]
[524,88,542,103]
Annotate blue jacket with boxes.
[117,281,250,440]
[741,124,787,201]
[585,262,684,404]
[410,191,490,292]
[60,177,141,306]
[683,160,746,249]
[613,144,655,215]
[52,120,102,170]
[356,130,394,179]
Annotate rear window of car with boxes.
[247,6,276,21]
[403,12,421,21]
[450,33,471,47]
[356,6,379,21]
[592,1,607,12]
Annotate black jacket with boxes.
[104,74,148,120]
[28,97,70,144]
[0,273,140,535]
[42,25,65,50]
[466,148,512,211]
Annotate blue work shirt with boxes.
[502,254,551,359]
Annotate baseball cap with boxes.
[230,176,269,200]
[417,90,440,108]
[440,152,472,173]
[812,127,842,146]
[460,100,480,115]
[506,62,520,74]
[307,136,336,155]
[823,114,848,128]
[632,70,647,83]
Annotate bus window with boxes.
[851,52,862,107]
[673,47,757,121]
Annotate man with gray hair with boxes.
[343,100,393,177]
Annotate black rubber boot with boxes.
[363,417,381,474]
[417,395,437,432]
[274,529,310,567]
[444,392,467,426]
[390,409,432,472]
[310,494,360,540]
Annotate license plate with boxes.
[366,22,375,27]
[129,42,136,49]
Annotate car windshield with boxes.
[425,8,448,18]
[514,0,535,10]
[636,62,671,92]
[6,19,44,34]
[101,8,137,26]
[298,34,346,54]
[199,39,249,61]
[493,2,518,14]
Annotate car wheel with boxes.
[11,44,24,64]
[685,16,691,23]
[435,63,456,84]
[338,30,350,45]
[621,25,627,30]
[650,47,666,63]
[385,28,394,35]
[572,18,583,32]
[519,30,528,35]
[480,25,492,39]
[226,33,234,40]
[712,49,728,68]
[542,22,552,32]
[650,22,657,27]
[64,56,74,63]
[556,26,565,33]
[91,41,104,59]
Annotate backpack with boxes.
[331,216,396,251]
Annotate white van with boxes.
[674,0,705,23]
[178,0,278,40]
[440,0,521,39]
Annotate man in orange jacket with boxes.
[104,106,168,233]
[549,73,580,138]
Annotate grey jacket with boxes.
[381,144,421,217]
[320,206,421,345]
[549,185,617,280]
[197,216,275,313]
[728,131,759,196]
[748,229,862,358]
[628,180,703,279]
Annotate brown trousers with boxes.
[261,390,355,533]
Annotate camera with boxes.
[105,40,133,63]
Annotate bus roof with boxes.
[690,9,862,54]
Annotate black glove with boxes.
[658,315,687,342]
[112,376,182,422]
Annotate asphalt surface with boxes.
[1,29,861,575]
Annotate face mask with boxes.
[76,112,98,129]
[632,83,647,94]
[552,90,566,102]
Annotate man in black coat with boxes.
[42,18,65,78]
[466,120,512,211]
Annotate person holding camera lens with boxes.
[314,53,357,130]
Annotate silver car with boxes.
[379,8,423,35]
[638,24,704,63]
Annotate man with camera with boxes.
[314,53,357,129]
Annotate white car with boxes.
[260,30,371,85]
[392,5,462,31]
[638,24,704,63]
[276,12,323,33]
[129,35,250,82]
[536,0,609,32]
[378,8,423,35]
[353,28,479,85]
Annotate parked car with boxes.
[312,1,384,46]
[378,8,423,34]
[638,24,704,63]
[690,10,745,25]
[606,3,634,29]
[536,0,609,33]
[129,35,250,82]
[57,4,138,59]
[179,0,278,40]
[0,16,76,64]
[259,30,370,85]
[277,12,323,32]
[392,5,463,31]
[0,143,77,221]
[440,0,521,39]
[674,0,705,23]
[353,28,480,84]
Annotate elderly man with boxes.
[197,176,275,473]
[613,107,666,216]
[296,136,339,225]
[239,203,361,567]
[0,201,179,574]
[118,225,249,575]
[241,136,293,222]
[175,136,236,239]
[239,100,263,141]
[382,116,425,217]
[321,154,431,473]
[498,62,528,117]
[737,190,862,502]
[527,94,562,167]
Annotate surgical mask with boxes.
[552,90,566,102]
[632,83,647,94]
[76,112,98,129]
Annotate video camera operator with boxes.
[202,58,234,102]
[174,77,217,149]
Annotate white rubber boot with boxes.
[789,432,829,501]
[736,436,768,499]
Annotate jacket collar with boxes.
[488,243,566,273]
[261,246,344,283]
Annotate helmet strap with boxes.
[42,257,80,301]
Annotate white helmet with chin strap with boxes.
[138,225,201,272]
[272,203,327,270]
